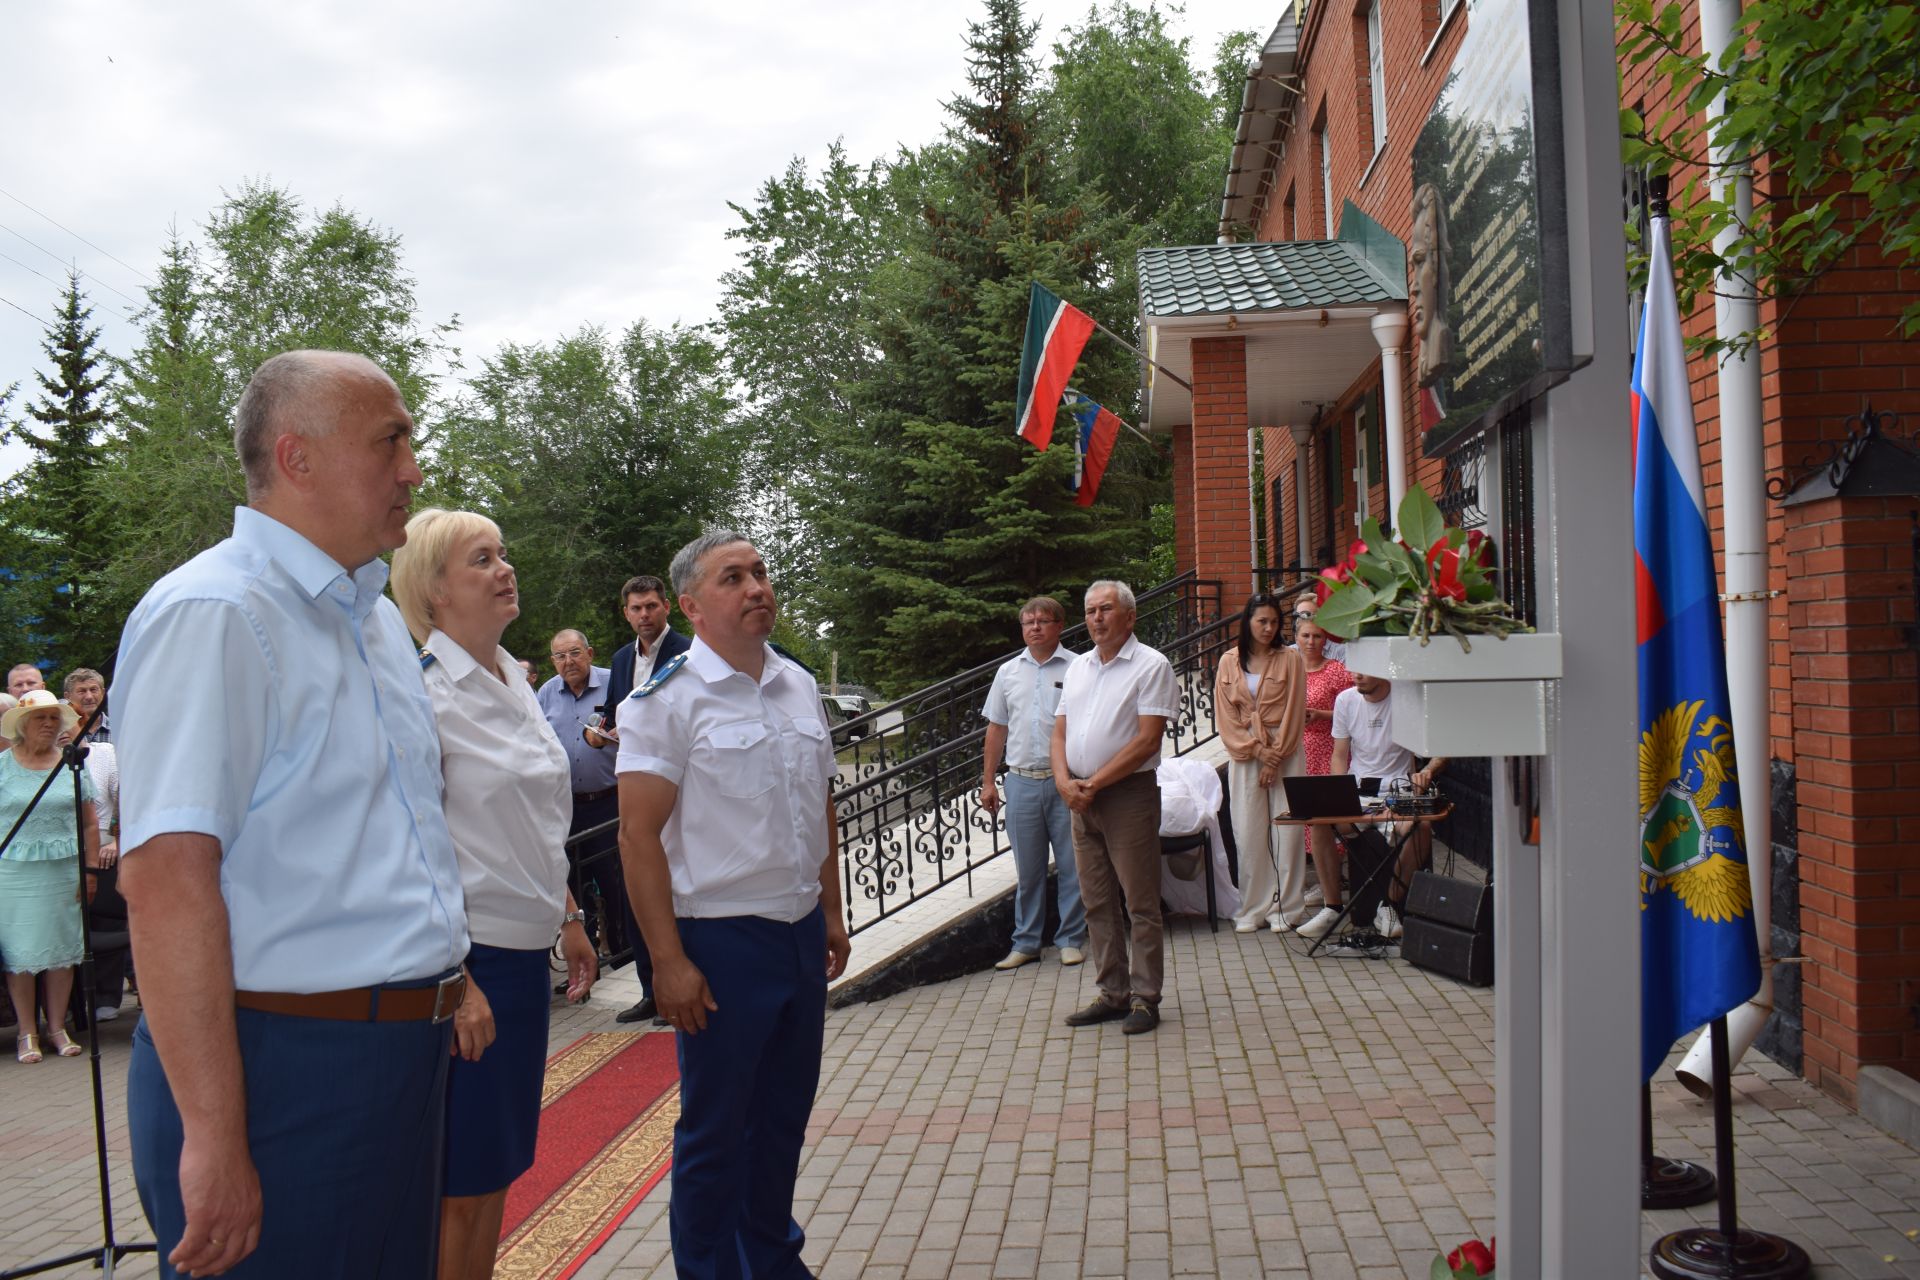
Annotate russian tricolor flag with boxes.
[1014,281,1095,450]
[1065,392,1122,506]
[1634,204,1762,1080]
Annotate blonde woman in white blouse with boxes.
[391,509,598,1280]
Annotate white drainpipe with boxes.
[1675,0,1773,1096]
[1290,421,1315,574]
[1371,310,1412,518]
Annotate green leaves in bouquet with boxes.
[1397,484,1448,556]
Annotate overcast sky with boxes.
[0,1,1261,477]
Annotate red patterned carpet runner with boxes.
[494,1030,680,1280]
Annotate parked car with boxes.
[819,695,870,744]
[827,693,870,718]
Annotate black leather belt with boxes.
[573,786,617,804]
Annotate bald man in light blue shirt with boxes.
[117,351,469,1280]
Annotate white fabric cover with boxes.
[1156,756,1241,918]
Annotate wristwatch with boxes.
[562,910,588,927]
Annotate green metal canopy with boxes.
[1138,238,1404,320]
[1135,213,1409,432]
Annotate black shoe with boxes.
[1064,998,1129,1027]
[1119,999,1160,1036]
[615,996,657,1024]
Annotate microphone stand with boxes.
[2,697,155,1279]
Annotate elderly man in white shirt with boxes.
[1051,580,1180,1036]
[615,530,850,1279]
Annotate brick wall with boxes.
[1785,494,1920,1103]
[1189,336,1254,609]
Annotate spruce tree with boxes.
[9,273,113,669]
[817,0,1155,690]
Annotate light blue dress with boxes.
[0,751,94,973]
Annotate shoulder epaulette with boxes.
[768,641,815,676]
[419,648,438,670]
[629,651,688,698]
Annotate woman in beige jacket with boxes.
[1214,594,1308,932]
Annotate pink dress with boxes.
[1301,659,1353,776]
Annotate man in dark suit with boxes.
[592,574,691,1024]
[601,575,693,713]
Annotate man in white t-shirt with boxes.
[1296,674,1445,939]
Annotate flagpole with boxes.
[1647,1020,1810,1277]
[1087,317,1195,393]
[1064,387,1158,450]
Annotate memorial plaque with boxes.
[1410,0,1573,456]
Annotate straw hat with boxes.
[2,688,79,741]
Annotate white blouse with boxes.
[421,630,573,951]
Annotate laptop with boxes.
[1281,774,1370,820]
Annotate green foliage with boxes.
[809,0,1164,691]
[717,144,914,631]
[1047,4,1258,248]
[433,321,738,661]
[3,273,115,670]
[94,185,457,623]
[717,0,1239,691]
[1619,0,1920,350]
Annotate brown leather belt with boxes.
[235,972,466,1024]
[573,786,617,804]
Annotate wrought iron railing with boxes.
[557,571,1253,949]
[836,589,1245,937]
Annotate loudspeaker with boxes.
[1401,916,1494,987]
[1404,871,1492,932]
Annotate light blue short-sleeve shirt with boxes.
[981,645,1077,771]
[113,506,469,992]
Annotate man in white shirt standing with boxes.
[1299,673,1446,940]
[979,596,1086,971]
[1051,580,1180,1035]
[616,530,850,1278]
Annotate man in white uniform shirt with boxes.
[1051,580,1180,1035]
[615,530,850,1280]
[980,595,1086,971]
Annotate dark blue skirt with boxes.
[443,943,551,1197]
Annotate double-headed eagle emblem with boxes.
[1639,699,1753,921]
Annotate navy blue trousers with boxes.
[671,908,826,1280]
[128,997,453,1279]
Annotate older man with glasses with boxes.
[537,631,638,1004]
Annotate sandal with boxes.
[48,1029,83,1058]
[16,1034,42,1064]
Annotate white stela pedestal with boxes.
[1342,633,1563,757]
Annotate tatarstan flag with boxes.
[1014,281,1095,450]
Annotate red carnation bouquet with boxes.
[1311,484,1528,652]
[1431,1237,1496,1278]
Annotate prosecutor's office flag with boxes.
[1014,281,1095,450]
[1633,209,1761,1081]
[1064,392,1123,506]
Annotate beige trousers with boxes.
[1227,749,1308,929]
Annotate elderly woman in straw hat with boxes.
[0,689,100,1062]
[390,508,598,1280]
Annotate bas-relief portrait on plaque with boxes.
[1410,0,1574,456]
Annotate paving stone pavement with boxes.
[5,922,1918,1278]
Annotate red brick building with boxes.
[1143,1,1920,1103]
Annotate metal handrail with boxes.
[835,602,1242,937]
[556,572,1244,954]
